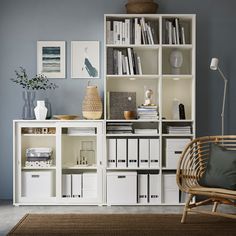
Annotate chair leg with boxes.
[212,202,219,212]
[181,194,193,223]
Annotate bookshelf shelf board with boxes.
[162,75,193,80]
[106,75,159,80]
[162,44,192,49]
[21,167,56,170]
[106,134,159,137]
[63,134,97,137]
[22,134,56,137]
[162,134,194,137]
[106,45,159,50]
[62,166,97,170]
[106,120,159,123]
[106,168,160,171]
[162,119,194,122]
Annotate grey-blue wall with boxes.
[0,0,235,199]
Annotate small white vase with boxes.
[34,100,48,120]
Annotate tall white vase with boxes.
[34,100,48,120]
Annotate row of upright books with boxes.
[106,17,158,45]
[107,48,142,75]
[163,18,187,45]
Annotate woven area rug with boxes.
[8,214,236,236]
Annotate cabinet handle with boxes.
[31,175,40,178]
[118,176,126,179]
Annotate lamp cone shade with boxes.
[210,58,219,70]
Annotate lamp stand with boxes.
[218,67,228,136]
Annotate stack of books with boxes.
[107,122,133,134]
[166,126,192,134]
[135,129,158,134]
[137,105,159,120]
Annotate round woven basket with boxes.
[126,2,158,14]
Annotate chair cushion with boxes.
[199,143,236,190]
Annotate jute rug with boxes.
[8,214,236,236]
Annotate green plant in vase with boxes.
[11,67,58,119]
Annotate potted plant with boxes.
[11,67,58,119]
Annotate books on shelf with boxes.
[135,129,158,134]
[137,105,159,120]
[166,126,192,134]
[107,47,142,75]
[106,17,158,45]
[163,18,187,45]
[107,122,133,134]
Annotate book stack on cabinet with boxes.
[105,14,196,206]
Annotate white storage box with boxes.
[149,174,161,204]
[83,173,97,199]
[162,174,179,204]
[107,172,137,205]
[166,139,190,169]
[22,171,54,198]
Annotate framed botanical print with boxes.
[37,41,66,78]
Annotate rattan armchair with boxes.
[176,136,236,223]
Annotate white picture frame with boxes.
[71,41,99,79]
[37,41,66,78]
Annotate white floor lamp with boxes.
[210,58,228,136]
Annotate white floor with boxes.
[0,200,183,235]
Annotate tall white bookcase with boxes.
[13,14,196,206]
[104,14,196,205]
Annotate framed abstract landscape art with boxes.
[37,41,66,78]
[71,41,99,78]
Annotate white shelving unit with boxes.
[104,14,196,205]
[13,14,195,206]
[13,120,104,205]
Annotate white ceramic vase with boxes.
[34,100,48,120]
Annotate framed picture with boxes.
[71,41,99,78]
[37,41,66,78]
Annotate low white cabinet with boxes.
[13,120,103,205]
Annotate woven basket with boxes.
[82,85,102,120]
[126,2,158,14]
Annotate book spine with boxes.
[168,21,172,44]
[113,21,118,45]
[133,52,139,75]
[181,27,186,44]
[118,51,123,75]
[175,18,180,44]
[137,56,142,75]
[147,24,154,45]
[122,54,127,75]
[106,21,111,44]
[135,18,138,45]
[107,48,114,75]
[127,48,134,75]
[173,26,177,44]
[125,56,130,75]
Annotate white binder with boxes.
[83,173,97,199]
[62,174,71,197]
[138,174,148,204]
[117,139,127,168]
[139,139,149,168]
[72,174,82,198]
[107,139,117,168]
[149,174,161,204]
[150,139,160,168]
[128,139,138,168]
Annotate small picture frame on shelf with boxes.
[37,41,66,78]
[71,41,99,79]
